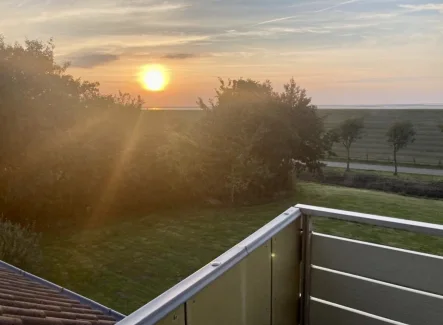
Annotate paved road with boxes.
[324,161,443,177]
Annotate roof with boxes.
[0,261,125,325]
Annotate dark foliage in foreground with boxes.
[161,78,332,204]
[0,38,331,230]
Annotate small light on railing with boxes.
[271,253,276,258]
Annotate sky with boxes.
[0,0,442,106]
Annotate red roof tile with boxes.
[0,267,120,325]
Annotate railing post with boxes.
[300,213,312,325]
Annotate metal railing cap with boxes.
[237,207,301,253]
[117,207,302,325]
[296,204,443,237]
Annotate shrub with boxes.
[299,169,443,199]
[0,218,42,269]
[161,78,331,204]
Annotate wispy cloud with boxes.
[56,35,211,56]
[398,3,443,13]
[161,53,200,59]
[313,0,361,13]
[325,23,378,29]
[357,12,400,19]
[68,53,119,68]
[268,27,332,34]
[338,75,443,84]
[288,0,330,8]
[254,15,299,26]
[27,3,189,23]
[254,0,361,26]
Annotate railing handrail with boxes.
[296,204,443,237]
[116,207,302,325]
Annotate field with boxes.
[144,108,443,167]
[320,109,443,166]
[37,182,443,315]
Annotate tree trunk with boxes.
[393,149,398,176]
[346,147,350,171]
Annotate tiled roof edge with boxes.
[0,259,126,321]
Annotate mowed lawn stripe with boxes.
[37,183,443,314]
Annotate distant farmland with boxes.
[144,108,443,167]
[320,109,443,167]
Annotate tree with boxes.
[386,121,416,175]
[332,118,365,171]
[161,78,332,203]
[0,37,144,167]
[0,37,148,227]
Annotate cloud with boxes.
[338,75,443,84]
[161,53,199,59]
[255,15,299,26]
[398,3,443,13]
[26,3,189,23]
[357,12,400,19]
[268,27,331,34]
[69,53,119,68]
[313,0,361,13]
[56,35,211,57]
[254,0,361,25]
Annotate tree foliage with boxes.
[386,121,416,175]
[0,37,151,229]
[332,118,365,171]
[162,78,332,203]
[0,37,332,229]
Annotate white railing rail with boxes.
[297,204,443,325]
[118,204,443,325]
[296,204,443,237]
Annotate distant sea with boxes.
[143,104,443,111]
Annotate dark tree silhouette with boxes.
[332,118,365,171]
[162,78,332,203]
[386,121,416,175]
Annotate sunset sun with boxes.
[140,65,168,92]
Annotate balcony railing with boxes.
[116,204,443,325]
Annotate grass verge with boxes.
[323,166,443,182]
[327,157,443,170]
[37,182,443,314]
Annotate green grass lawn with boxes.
[37,183,443,315]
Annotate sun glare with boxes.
[140,65,168,92]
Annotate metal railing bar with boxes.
[118,245,247,325]
[300,214,312,325]
[117,207,302,325]
[312,266,443,300]
[313,232,443,260]
[236,206,301,253]
[311,297,408,325]
[295,204,443,237]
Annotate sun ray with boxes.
[88,112,144,227]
